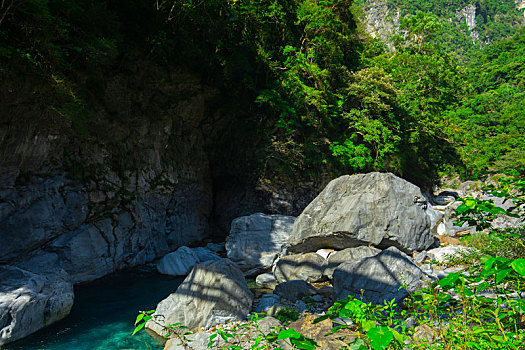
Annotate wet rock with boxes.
[289,173,433,254]
[146,259,253,335]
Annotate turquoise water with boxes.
[3,267,183,350]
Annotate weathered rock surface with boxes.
[226,213,295,275]
[289,173,433,254]
[146,259,253,335]
[0,266,74,345]
[157,246,220,276]
[333,247,430,304]
[273,253,325,283]
[273,280,316,301]
[323,246,380,279]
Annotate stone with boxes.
[226,213,295,275]
[433,191,458,205]
[315,249,333,259]
[273,280,316,301]
[206,242,225,252]
[157,246,200,276]
[426,207,444,233]
[427,246,473,264]
[157,246,220,276]
[413,251,434,265]
[289,173,433,254]
[333,247,430,304]
[146,259,253,335]
[413,324,436,343]
[254,294,281,313]
[437,220,473,237]
[0,266,74,346]
[273,253,325,283]
[435,235,461,246]
[288,314,357,350]
[256,272,278,289]
[323,246,380,279]
[192,247,221,263]
[165,317,289,350]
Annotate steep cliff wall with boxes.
[0,62,219,283]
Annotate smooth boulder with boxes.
[226,213,295,275]
[323,246,380,279]
[146,259,253,335]
[333,247,430,304]
[289,173,433,253]
[0,266,74,345]
[273,253,325,283]
[157,246,220,276]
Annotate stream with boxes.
[3,266,183,350]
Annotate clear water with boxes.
[3,267,183,350]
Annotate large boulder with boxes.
[226,213,295,275]
[323,246,380,279]
[0,266,74,345]
[273,253,325,283]
[146,259,253,335]
[289,173,433,253]
[157,246,220,276]
[333,247,430,304]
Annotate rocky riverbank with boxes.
[140,172,522,349]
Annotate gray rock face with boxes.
[157,246,220,276]
[254,294,281,313]
[323,246,380,279]
[274,280,315,301]
[0,266,74,345]
[333,247,430,304]
[256,272,278,289]
[226,213,295,275]
[289,173,433,254]
[426,207,444,233]
[273,253,325,283]
[146,259,253,335]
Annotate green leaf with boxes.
[367,326,393,350]
[495,268,512,284]
[135,313,144,325]
[132,322,145,335]
[511,259,525,276]
[349,338,367,350]
[290,338,317,350]
[278,328,302,340]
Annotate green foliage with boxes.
[275,307,300,324]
